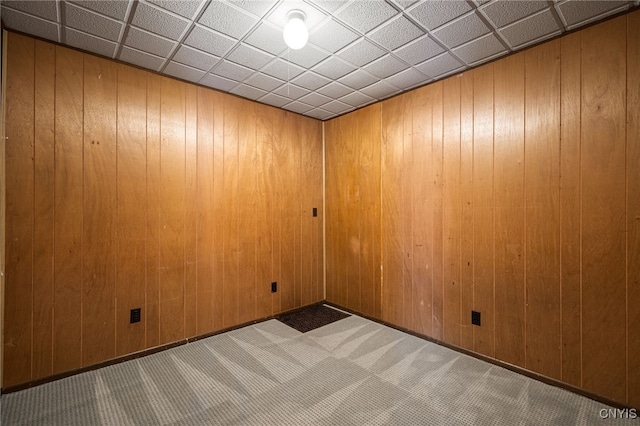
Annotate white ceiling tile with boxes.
[317,82,351,99]
[339,90,375,107]
[210,60,254,82]
[287,44,330,68]
[432,11,490,48]
[125,27,176,57]
[199,1,258,39]
[119,46,164,71]
[283,101,315,114]
[70,1,130,20]
[262,59,306,81]
[499,10,562,49]
[306,108,334,120]
[393,0,420,10]
[309,19,359,53]
[360,80,400,100]
[385,67,429,89]
[407,0,472,30]
[65,28,117,58]
[338,69,378,90]
[368,15,424,51]
[132,2,189,40]
[3,0,58,21]
[291,71,332,91]
[184,25,236,57]
[226,0,275,17]
[452,33,506,65]
[259,93,291,108]
[201,73,238,91]
[307,0,348,14]
[312,56,356,80]
[558,0,629,28]
[1,7,60,42]
[480,0,548,28]
[146,0,202,19]
[164,61,206,83]
[337,38,386,67]
[245,22,287,56]
[266,1,327,30]
[245,73,285,92]
[65,3,123,42]
[173,45,219,71]
[336,0,397,34]
[393,35,445,65]
[415,52,463,79]
[364,54,409,79]
[231,84,268,100]
[321,100,352,114]
[273,83,310,100]
[227,44,275,70]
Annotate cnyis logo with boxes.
[599,408,638,419]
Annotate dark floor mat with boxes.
[276,304,351,333]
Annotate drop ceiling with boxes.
[1,0,636,120]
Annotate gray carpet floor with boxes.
[1,307,636,425]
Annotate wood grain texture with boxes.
[117,64,147,356]
[211,91,225,330]
[184,84,198,338]
[493,53,525,368]
[4,33,34,387]
[82,54,117,366]
[431,82,444,341]
[580,17,627,403]
[401,96,414,330]
[32,39,55,379]
[560,32,582,388]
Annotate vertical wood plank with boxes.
[32,39,55,380]
[292,115,304,311]
[581,17,627,403]
[158,77,186,344]
[493,53,525,367]
[271,110,284,314]
[184,84,198,338]
[431,82,444,340]
[82,54,117,366]
[442,77,461,346]
[308,119,324,305]
[472,63,494,357]
[324,118,338,305]
[211,91,225,330]
[345,112,361,313]
[300,117,317,307]
[560,31,582,388]
[4,33,34,386]
[53,45,84,374]
[116,64,147,356]
[401,95,413,330]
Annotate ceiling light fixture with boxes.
[283,10,308,50]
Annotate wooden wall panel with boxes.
[431,83,444,341]
[401,96,414,330]
[493,53,525,368]
[211,91,225,330]
[581,17,627,403]
[184,85,198,338]
[82,55,117,366]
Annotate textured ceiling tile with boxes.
[306,108,334,120]
[453,33,506,65]
[210,60,254,82]
[173,45,219,71]
[312,56,356,80]
[65,28,117,58]
[231,84,268,100]
[368,16,424,51]
[360,80,400,100]
[407,0,472,30]
[65,3,122,42]
[273,83,310,100]
[184,25,236,57]
[338,69,378,90]
[266,1,327,30]
[0,7,59,42]
[245,22,287,56]
[262,59,306,81]
[199,1,258,39]
[321,100,353,114]
[415,52,463,79]
[336,0,397,34]
[200,73,238,91]
[364,54,409,79]
[307,0,348,14]
[480,0,548,28]
[393,35,445,65]
[125,27,176,57]
[283,101,315,114]
[3,0,58,21]
[164,61,206,83]
[287,44,330,69]
[393,0,420,10]
[119,46,164,71]
[317,82,352,99]
[259,93,291,108]
[227,44,275,70]
[132,2,189,40]
[227,0,276,17]
[146,0,202,19]
[245,73,285,92]
[309,19,359,53]
[385,67,429,89]
[291,71,332,91]
[432,11,490,48]
[337,38,386,67]
[558,0,629,28]
[339,90,375,108]
[499,10,562,49]
[71,0,130,20]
